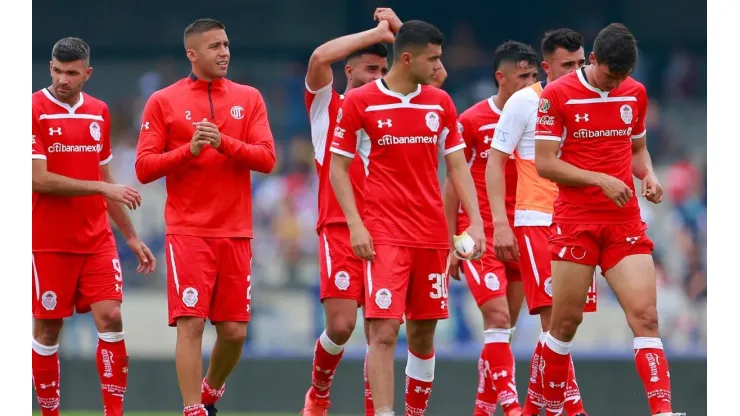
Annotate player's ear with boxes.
[344,64,353,80]
[401,51,413,66]
[494,70,505,87]
[186,48,197,63]
[541,60,550,75]
[589,51,597,65]
[85,66,93,81]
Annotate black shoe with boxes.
[204,404,218,416]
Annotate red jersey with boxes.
[457,97,518,231]
[135,74,276,238]
[304,81,366,232]
[32,89,115,253]
[330,79,465,249]
[535,68,647,224]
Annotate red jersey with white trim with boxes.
[304,80,366,232]
[330,79,465,249]
[535,68,647,224]
[457,97,518,231]
[32,89,115,253]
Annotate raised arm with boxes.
[306,21,394,92]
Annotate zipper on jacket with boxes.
[208,83,215,119]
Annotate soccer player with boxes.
[534,23,683,416]
[32,37,156,416]
[488,29,591,416]
[330,20,485,416]
[300,15,393,416]
[135,19,276,416]
[442,40,539,416]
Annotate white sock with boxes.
[318,330,345,355]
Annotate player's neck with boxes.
[493,91,512,110]
[47,85,81,107]
[190,66,219,82]
[583,65,601,91]
[383,69,419,96]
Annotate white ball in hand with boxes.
[453,232,476,259]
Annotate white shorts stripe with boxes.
[32,254,40,300]
[465,260,481,285]
[524,234,541,286]
[168,243,181,294]
[322,233,332,279]
[366,261,373,295]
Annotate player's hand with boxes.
[448,254,461,281]
[193,119,222,149]
[190,126,211,156]
[373,19,396,44]
[641,173,663,204]
[597,174,634,208]
[374,8,403,33]
[126,237,156,274]
[100,183,141,210]
[464,222,486,260]
[493,222,519,263]
[349,222,375,261]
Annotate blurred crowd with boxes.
[64,28,706,357]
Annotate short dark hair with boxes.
[184,18,226,44]
[592,23,638,76]
[492,41,538,87]
[346,43,388,65]
[51,37,90,63]
[393,20,444,59]
[541,28,584,57]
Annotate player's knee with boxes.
[626,304,660,337]
[480,300,511,329]
[217,322,248,344]
[94,306,123,332]
[369,320,400,350]
[33,319,63,345]
[326,315,356,345]
[177,317,206,339]
[551,311,583,341]
[406,321,437,354]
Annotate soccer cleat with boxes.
[299,389,330,416]
[504,408,524,416]
[205,404,218,416]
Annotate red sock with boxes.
[523,333,545,414]
[310,330,345,398]
[32,340,61,416]
[201,377,226,406]
[633,337,673,415]
[405,349,435,416]
[96,332,129,416]
[473,351,497,416]
[563,355,586,414]
[483,329,520,413]
[364,345,374,416]
[541,333,571,416]
[183,404,208,415]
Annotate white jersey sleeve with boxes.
[305,78,334,165]
[491,87,538,155]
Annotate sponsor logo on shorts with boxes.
[484,272,500,291]
[334,271,350,291]
[182,287,199,307]
[41,291,57,310]
[375,288,392,309]
[544,277,553,297]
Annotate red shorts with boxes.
[517,226,598,315]
[165,235,252,326]
[364,245,450,321]
[32,249,122,319]
[461,231,520,306]
[549,221,654,272]
[318,225,364,304]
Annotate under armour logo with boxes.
[483,134,494,144]
[575,114,589,122]
[586,294,597,304]
[549,381,566,388]
[491,370,508,380]
[440,300,447,309]
[414,386,431,394]
[377,119,392,128]
[246,304,251,312]
[39,381,57,389]
[141,122,150,130]
[115,284,121,292]
[315,366,333,375]
[48,127,62,136]
[626,236,640,244]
